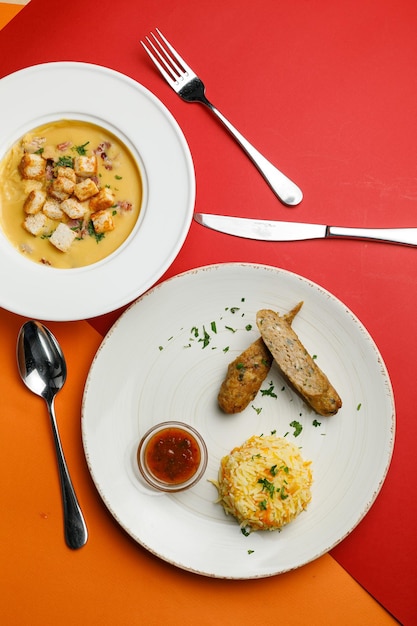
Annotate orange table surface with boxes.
[0,307,395,626]
[0,2,23,29]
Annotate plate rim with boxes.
[81,262,396,578]
[0,61,195,320]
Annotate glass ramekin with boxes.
[137,421,208,492]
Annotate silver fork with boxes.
[141,29,303,207]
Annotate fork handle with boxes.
[203,101,303,206]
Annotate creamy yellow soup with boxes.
[0,120,142,268]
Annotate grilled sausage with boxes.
[218,302,303,414]
[218,337,273,413]
[256,309,342,416]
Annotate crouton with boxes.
[21,136,46,154]
[23,212,48,236]
[60,197,87,220]
[49,222,76,252]
[91,209,115,233]
[43,198,64,220]
[74,155,97,177]
[23,189,46,215]
[19,153,46,180]
[89,187,114,212]
[41,145,57,160]
[56,166,76,182]
[73,178,99,202]
[48,175,75,201]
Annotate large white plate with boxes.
[82,263,395,578]
[0,62,195,320]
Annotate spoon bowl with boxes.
[17,321,88,549]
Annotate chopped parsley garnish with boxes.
[312,419,321,427]
[241,527,250,537]
[260,382,277,398]
[88,220,105,243]
[258,477,275,498]
[115,174,123,180]
[280,487,289,500]
[270,463,288,477]
[247,549,254,555]
[252,406,262,415]
[55,155,74,168]
[199,326,211,348]
[73,141,89,155]
[289,420,303,437]
[211,321,217,333]
[259,500,268,510]
[245,324,252,331]
[357,403,362,411]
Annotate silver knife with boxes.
[194,213,417,246]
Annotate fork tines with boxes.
[141,28,194,88]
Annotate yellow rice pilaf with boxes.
[214,434,313,532]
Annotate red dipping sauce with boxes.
[146,426,201,484]
[137,421,208,492]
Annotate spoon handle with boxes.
[47,398,88,549]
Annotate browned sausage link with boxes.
[218,302,304,414]
[256,309,342,416]
[283,300,303,325]
[218,337,273,413]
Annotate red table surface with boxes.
[1,0,417,623]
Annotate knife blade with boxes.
[194,213,417,246]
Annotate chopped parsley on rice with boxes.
[213,434,313,533]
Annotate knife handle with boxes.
[329,226,417,246]
[203,102,303,207]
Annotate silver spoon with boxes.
[17,321,88,550]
